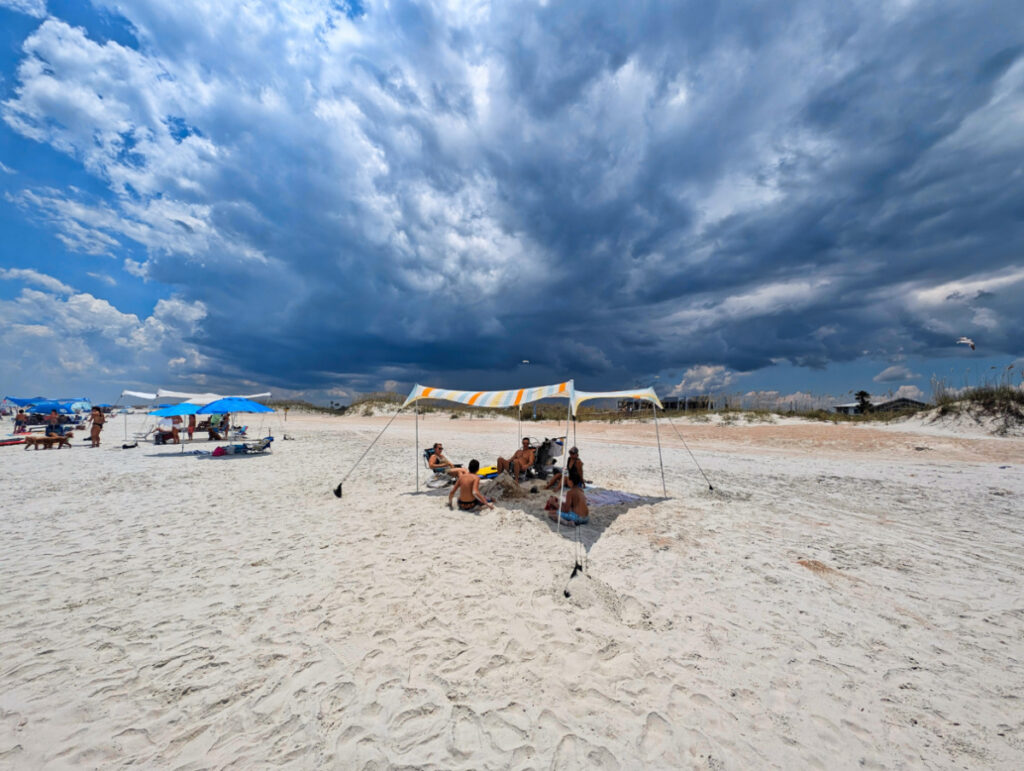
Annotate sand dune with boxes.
[1,412,1022,768]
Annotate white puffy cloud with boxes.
[0,0,45,19]
[669,364,745,395]
[0,274,207,391]
[0,267,73,294]
[893,384,925,401]
[873,364,921,383]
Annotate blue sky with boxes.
[1,0,1021,406]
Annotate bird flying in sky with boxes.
[956,337,976,350]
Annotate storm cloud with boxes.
[1,0,1021,397]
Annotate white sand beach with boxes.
[2,412,1023,769]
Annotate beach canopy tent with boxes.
[570,387,667,496]
[401,382,573,410]
[4,396,47,407]
[335,381,574,499]
[197,397,274,414]
[121,390,157,402]
[25,399,88,414]
[402,380,575,488]
[571,387,663,415]
[157,389,271,405]
[149,403,202,417]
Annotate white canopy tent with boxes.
[156,389,271,404]
[120,390,157,401]
[116,389,159,443]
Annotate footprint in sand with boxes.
[639,711,681,766]
[448,705,485,758]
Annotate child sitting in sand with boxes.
[448,460,495,512]
[545,466,589,525]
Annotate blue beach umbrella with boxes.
[27,400,75,414]
[4,396,46,406]
[197,397,274,414]
[149,403,202,417]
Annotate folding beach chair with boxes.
[423,448,455,488]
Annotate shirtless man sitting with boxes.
[545,466,589,525]
[497,438,535,479]
[448,460,495,511]
[428,443,462,476]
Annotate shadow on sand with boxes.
[527,492,669,552]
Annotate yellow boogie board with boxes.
[476,465,499,479]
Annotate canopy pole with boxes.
[415,403,420,492]
[123,410,128,442]
[556,399,570,538]
[653,406,667,498]
[332,407,404,498]
[518,405,521,443]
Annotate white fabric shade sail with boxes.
[571,387,662,415]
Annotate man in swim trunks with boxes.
[449,460,495,511]
[497,438,535,479]
[545,466,589,525]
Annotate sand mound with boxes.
[482,471,530,500]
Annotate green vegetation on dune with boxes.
[264,399,347,415]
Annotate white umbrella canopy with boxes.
[156,390,271,405]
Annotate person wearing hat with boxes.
[545,445,584,490]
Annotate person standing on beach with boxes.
[88,406,105,447]
[14,409,28,433]
[187,413,196,441]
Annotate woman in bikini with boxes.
[448,460,495,511]
[88,406,105,447]
[545,446,584,490]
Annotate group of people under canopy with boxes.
[428,438,589,523]
[393,380,666,527]
[145,397,275,444]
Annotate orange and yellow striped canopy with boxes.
[402,381,573,409]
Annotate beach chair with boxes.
[423,448,455,488]
[241,436,272,453]
[211,436,273,456]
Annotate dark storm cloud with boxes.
[2,0,1022,395]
